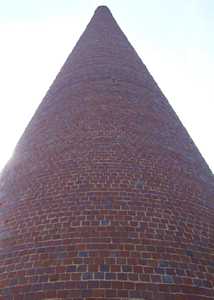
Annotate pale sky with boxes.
[0,0,213,172]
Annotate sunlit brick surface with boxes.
[0,6,213,300]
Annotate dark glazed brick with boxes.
[163,274,175,284]
[82,272,93,280]
[193,279,204,287]
[104,199,112,208]
[136,178,144,190]
[100,264,109,272]
[67,265,77,272]
[155,268,165,274]
[100,219,109,225]
[129,290,146,298]
[186,249,194,257]
[79,251,89,257]
[159,260,169,268]
[81,289,92,297]
[94,272,105,280]
[122,265,132,272]
[105,272,116,280]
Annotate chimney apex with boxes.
[95,5,111,14]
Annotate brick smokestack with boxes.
[0,6,213,300]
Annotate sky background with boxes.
[0,0,213,172]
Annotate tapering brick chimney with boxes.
[0,6,213,300]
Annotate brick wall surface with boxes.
[0,6,213,300]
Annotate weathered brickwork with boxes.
[0,6,213,300]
